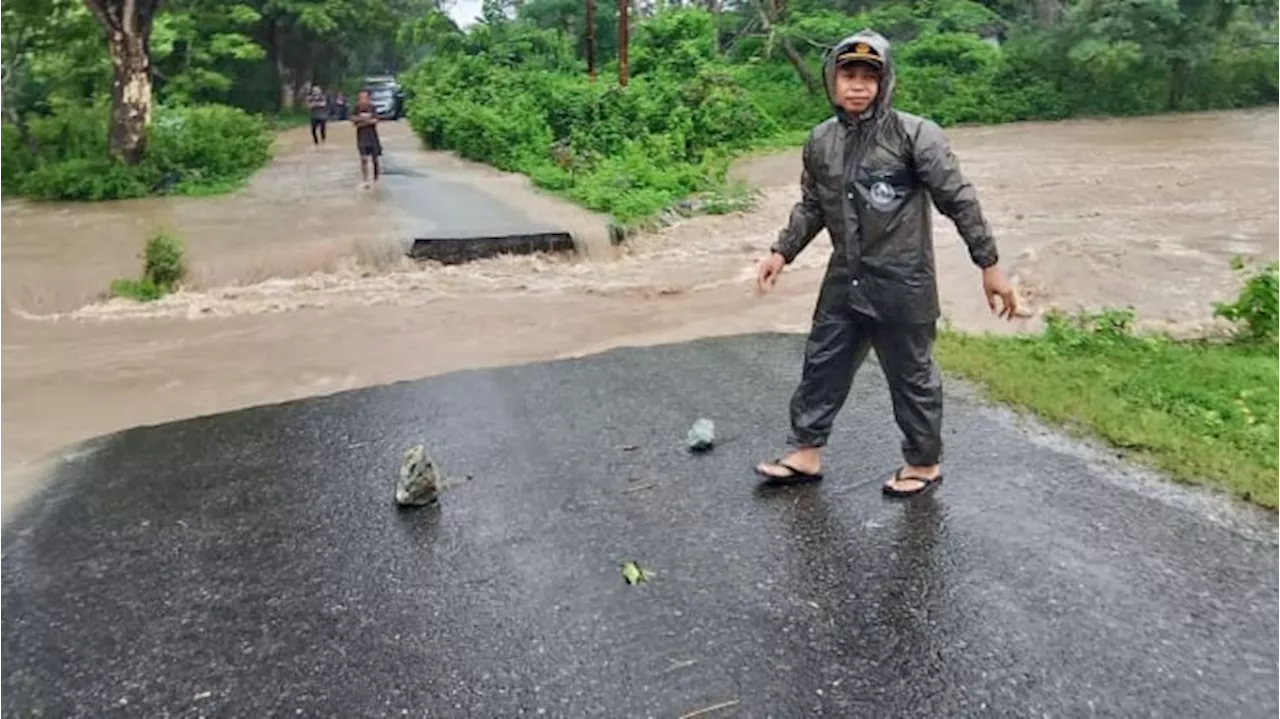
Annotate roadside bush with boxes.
[1183,34,1279,110]
[148,104,272,188]
[0,124,28,189]
[1214,259,1279,344]
[31,101,112,160]
[404,14,762,223]
[111,231,186,302]
[3,103,272,201]
[142,230,185,287]
[629,8,720,78]
[19,157,158,201]
[895,32,1011,125]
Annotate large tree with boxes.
[84,0,165,164]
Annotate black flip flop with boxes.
[881,468,943,498]
[755,459,824,485]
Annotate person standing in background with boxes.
[352,89,382,189]
[307,84,328,146]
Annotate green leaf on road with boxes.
[621,560,653,585]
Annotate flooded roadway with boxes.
[2,108,1277,513]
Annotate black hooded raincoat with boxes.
[773,29,1000,465]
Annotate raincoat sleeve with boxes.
[770,135,825,264]
[912,120,999,269]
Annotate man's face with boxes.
[833,62,880,116]
[358,91,370,105]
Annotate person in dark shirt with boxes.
[352,89,382,189]
[306,84,328,146]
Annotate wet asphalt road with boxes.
[378,154,565,241]
[3,334,1276,718]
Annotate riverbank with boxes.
[938,317,1278,509]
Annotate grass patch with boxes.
[109,278,167,302]
[936,309,1278,509]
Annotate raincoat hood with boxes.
[824,29,895,126]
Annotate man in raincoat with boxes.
[754,29,1019,497]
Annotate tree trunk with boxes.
[3,104,41,158]
[754,0,818,95]
[0,86,39,156]
[1032,0,1065,28]
[277,54,296,109]
[84,0,163,166]
[618,0,629,87]
[585,0,597,80]
[779,37,818,94]
[105,27,152,164]
[1166,57,1191,111]
[0,58,40,156]
[263,17,293,110]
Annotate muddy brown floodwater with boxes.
[2,109,1277,515]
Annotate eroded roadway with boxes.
[2,334,1276,718]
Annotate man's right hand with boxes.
[756,252,786,295]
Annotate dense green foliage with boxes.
[405,11,771,220]
[402,0,1276,223]
[2,103,273,200]
[1,0,445,200]
[2,0,1274,207]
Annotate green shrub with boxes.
[148,104,273,188]
[1214,259,1279,344]
[18,157,156,201]
[142,231,186,288]
[26,100,112,163]
[629,8,720,78]
[404,11,767,223]
[2,102,272,201]
[111,231,186,302]
[0,124,28,190]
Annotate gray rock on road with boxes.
[396,443,443,506]
[686,417,715,452]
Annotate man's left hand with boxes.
[982,265,1019,320]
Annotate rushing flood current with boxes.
[3,108,1277,511]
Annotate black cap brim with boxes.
[835,52,883,69]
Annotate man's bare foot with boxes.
[755,447,823,481]
[882,464,943,496]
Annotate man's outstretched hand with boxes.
[982,265,1019,320]
[757,252,786,295]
